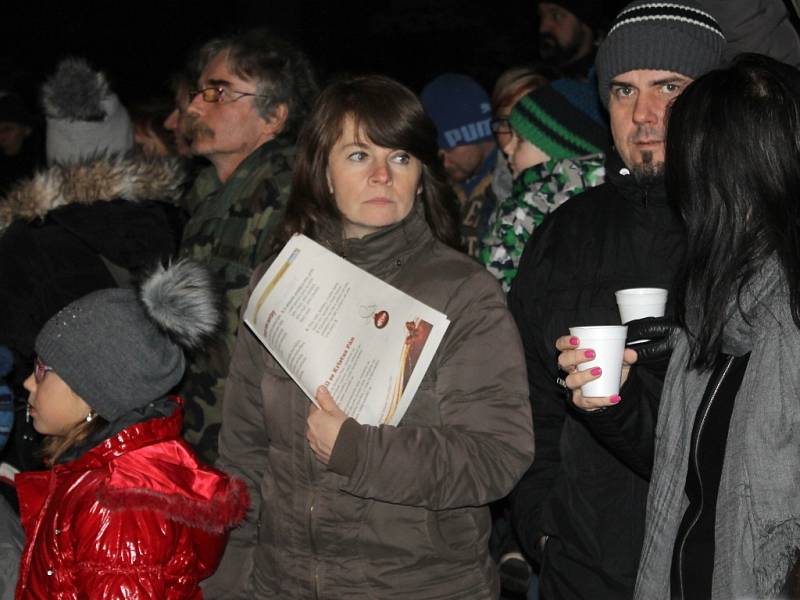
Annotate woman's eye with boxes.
[347,151,367,161]
[391,152,411,165]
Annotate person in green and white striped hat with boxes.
[480,79,609,292]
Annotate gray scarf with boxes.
[635,256,800,599]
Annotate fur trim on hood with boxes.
[0,153,185,227]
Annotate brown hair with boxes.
[491,66,552,115]
[41,414,108,466]
[130,98,176,156]
[274,74,461,250]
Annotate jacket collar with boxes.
[55,397,184,473]
[204,134,294,191]
[315,200,433,278]
[605,149,668,207]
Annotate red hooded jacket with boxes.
[14,399,248,599]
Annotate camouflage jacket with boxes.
[179,136,295,461]
[480,153,605,293]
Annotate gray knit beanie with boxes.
[34,260,219,422]
[596,1,726,108]
[42,58,134,165]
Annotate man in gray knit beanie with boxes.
[509,2,725,600]
[595,0,725,180]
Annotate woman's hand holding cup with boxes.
[556,332,638,411]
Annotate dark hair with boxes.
[168,67,197,104]
[276,74,461,249]
[666,53,800,369]
[196,28,318,137]
[130,98,175,155]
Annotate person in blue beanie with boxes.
[421,73,498,257]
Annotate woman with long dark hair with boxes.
[207,74,534,599]
[634,54,800,599]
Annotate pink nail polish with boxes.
[569,336,579,346]
[585,349,596,359]
[590,367,602,376]
[610,395,621,405]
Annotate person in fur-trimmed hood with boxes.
[12,259,248,599]
[0,58,185,397]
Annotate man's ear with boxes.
[263,103,289,138]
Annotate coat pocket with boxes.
[426,506,484,561]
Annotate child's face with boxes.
[503,130,550,178]
[24,360,92,436]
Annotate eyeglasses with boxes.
[188,86,265,104]
[491,118,512,135]
[34,356,53,384]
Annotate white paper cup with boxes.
[615,288,668,324]
[568,325,628,397]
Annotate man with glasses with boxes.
[178,29,317,463]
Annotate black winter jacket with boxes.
[508,151,684,600]
[0,155,186,361]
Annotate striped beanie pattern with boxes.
[508,79,609,161]
[596,1,726,107]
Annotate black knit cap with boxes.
[537,0,606,30]
[596,0,726,107]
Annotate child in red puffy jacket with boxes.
[14,260,248,599]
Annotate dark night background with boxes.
[0,0,551,111]
[2,1,800,119]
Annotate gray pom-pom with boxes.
[139,259,220,349]
[42,58,110,121]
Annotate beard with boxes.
[631,150,664,186]
[538,28,587,67]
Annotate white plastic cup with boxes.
[615,288,668,324]
[568,325,628,397]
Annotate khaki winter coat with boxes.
[206,204,534,599]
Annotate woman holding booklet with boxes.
[205,74,534,599]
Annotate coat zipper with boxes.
[19,470,59,592]
[307,438,320,600]
[675,355,735,600]
[309,493,320,600]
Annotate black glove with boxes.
[625,316,680,368]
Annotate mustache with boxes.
[630,127,664,144]
[186,116,215,139]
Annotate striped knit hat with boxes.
[596,1,726,107]
[508,79,609,161]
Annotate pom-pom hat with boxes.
[41,57,134,165]
[35,260,219,421]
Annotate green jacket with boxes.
[480,153,605,293]
[179,137,295,462]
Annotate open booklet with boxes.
[243,234,450,426]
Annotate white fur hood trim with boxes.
[0,154,185,227]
